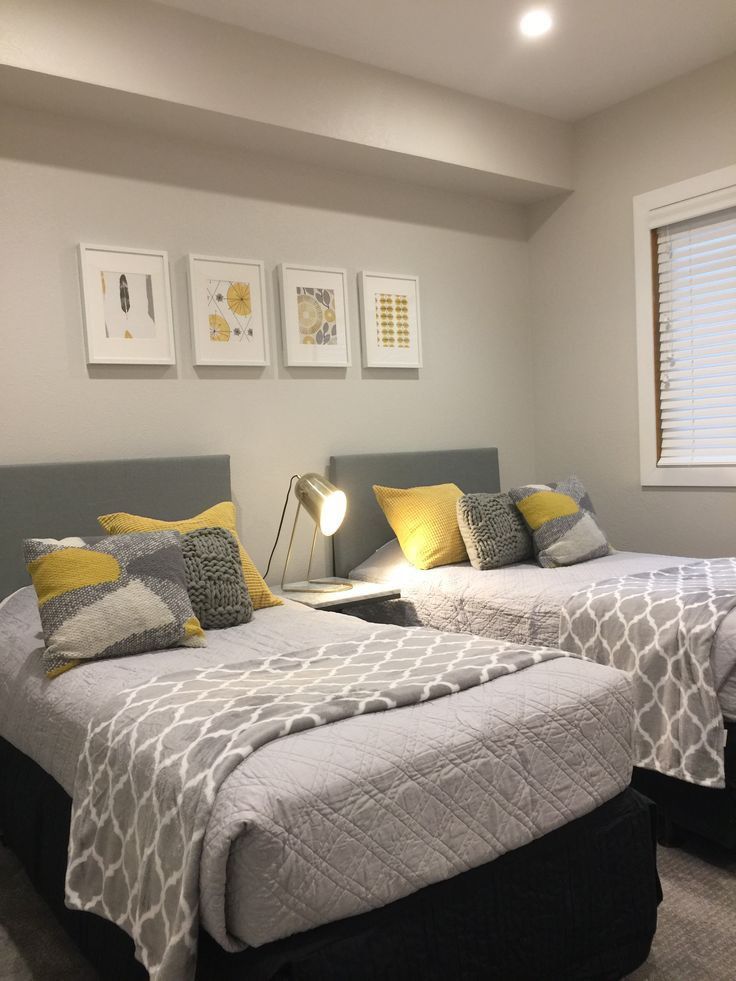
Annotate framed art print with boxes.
[358,272,422,368]
[78,244,175,365]
[187,254,270,366]
[278,263,351,367]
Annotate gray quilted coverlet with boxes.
[349,547,736,720]
[0,589,633,963]
[560,559,736,788]
[66,626,566,981]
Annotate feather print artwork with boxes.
[119,274,131,315]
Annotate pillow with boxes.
[373,483,467,570]
[98,501,281,610]
[349,538,415,584]
[181,527,253,629]
[456,492,532,570]
[508,474,611,568]
[24,531,205,679]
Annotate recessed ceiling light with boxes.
[519,8,553,38]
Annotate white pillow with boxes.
[349,539,418,584]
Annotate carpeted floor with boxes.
[624,836,736,981]
[0,836,733,980]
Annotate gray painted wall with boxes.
[0,104,535,580]
[3,53,735,576]
[529,54,736,557]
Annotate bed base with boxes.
[631,718,736,850]
[0,737,659,981]
[347,600,736,853]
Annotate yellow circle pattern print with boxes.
[298,295,322,335]
[296,287,338,345]
[376,293,411,349]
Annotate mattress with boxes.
[351,545,736,721]
[0,586,633,949]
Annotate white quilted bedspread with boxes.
[0,587,632,949]
[351,545,736,720]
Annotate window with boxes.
[634,166,736,486]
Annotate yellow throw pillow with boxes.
[373,483,467,570]
[98,501,281,610]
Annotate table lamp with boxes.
[281,473,353,592]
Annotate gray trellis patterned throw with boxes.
[559,558,736,788]
[65,625,566,981]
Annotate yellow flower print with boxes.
[227,282,251,317]
[209,314,231,342]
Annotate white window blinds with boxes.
[656,204,736,466]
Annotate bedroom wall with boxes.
[529,54,736,557]
[0,103,535,579]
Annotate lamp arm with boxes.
[280,500,302,590]
[305,521,319,582]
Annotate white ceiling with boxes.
[153,0,736,121]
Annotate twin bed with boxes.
[331,448,736,849]
[0,454,661,980]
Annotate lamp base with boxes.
[282,578,354,593]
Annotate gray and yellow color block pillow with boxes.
[508,475,611,568]
[24,531,206,678]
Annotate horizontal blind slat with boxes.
[659,248,736,279]
[655,206,736,467]
[659,293,736,317]
[659,271,736,300]
[660,319,736,341]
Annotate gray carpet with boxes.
[0,837,734,980]
[625,837,736,981]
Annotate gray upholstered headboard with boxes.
[330,448,500,578]
[0,455,231,599]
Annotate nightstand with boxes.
[271,579,401,611]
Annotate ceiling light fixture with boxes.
[519,8,553,38]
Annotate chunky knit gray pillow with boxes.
[181,527,253,629]
[456,492,533,570]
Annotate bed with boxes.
[331,447,736,849]
[0,455,660,980]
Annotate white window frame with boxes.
[634,164,736,487]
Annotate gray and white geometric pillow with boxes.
[24,531,206,678]
[509,474,611,568]
[456,493,532,570]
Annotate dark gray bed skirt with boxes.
[0,736,660,981]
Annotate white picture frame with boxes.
[187,254,270,367]
[78,243,175,365]
[358,271,422,368]
[278,263,351,367]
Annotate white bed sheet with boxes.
[351,544,736,720]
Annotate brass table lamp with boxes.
[281,473,353,592]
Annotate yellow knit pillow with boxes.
[98,501,281,610]
[373,483,467,570]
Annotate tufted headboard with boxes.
[0,455,231,599]
[329,448,500,578]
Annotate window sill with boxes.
[641,465,736,488]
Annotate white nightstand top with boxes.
[271,578,401,611]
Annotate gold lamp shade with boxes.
[281,473,352,592]
[294,473,347,536]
